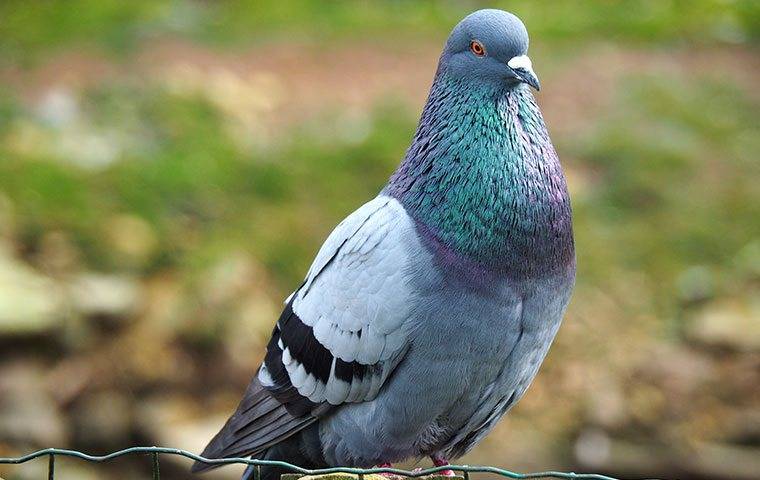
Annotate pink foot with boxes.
[431,455,456,477]
[375,463,397,478]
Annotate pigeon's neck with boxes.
[386,75,574,277]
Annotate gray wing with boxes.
[260,195,417,407]
[195,195,419,469]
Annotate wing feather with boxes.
[266,195,416,408]
[195,195,420,469]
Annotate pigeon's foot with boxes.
[431,454,456,477]
[375,463,398,478]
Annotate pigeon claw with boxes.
[431,454,457,477]
[375,463,399,479]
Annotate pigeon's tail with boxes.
[191,378,316,475]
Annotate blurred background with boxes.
[0,1,758,479]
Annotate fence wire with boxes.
[0,447,629,480]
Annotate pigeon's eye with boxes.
[470,40,486,57]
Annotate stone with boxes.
[71,391,132,446]
[0,362,67,446]
[68,273,142,320]
[686,298,760,352]
[0,244,64,334]
[136,395,244,479]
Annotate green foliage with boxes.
[0,84,416,288]
[571,74,759,320]
[1,0,757,65]
[1,68,757,305]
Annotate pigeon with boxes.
[193,9,575,479]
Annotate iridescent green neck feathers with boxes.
[386,76,573,276]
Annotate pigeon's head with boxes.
[439,9,539,91]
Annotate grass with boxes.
[0,85,413,286]
[1,69,757,304]
[1,0,758,66]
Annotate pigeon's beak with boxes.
[507,55,540,91]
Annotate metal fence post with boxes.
[47,453,55,480]
[151,452,160,480]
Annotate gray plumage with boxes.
[194,9,575,479]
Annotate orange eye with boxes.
[470,40,486,57]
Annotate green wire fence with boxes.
[0,447,631,480]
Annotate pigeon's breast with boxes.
[412,208,574,286]
[315,207,574,465]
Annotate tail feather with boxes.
[219,411,313,459]
[191,378,316,474]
